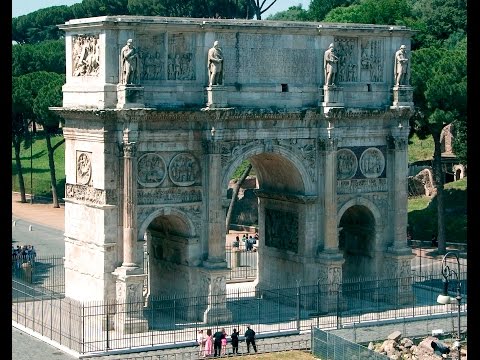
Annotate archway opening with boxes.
[339,205,376,279]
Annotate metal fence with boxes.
[12,254,467,356]
[311,326,389,360]
[225,246,257,282]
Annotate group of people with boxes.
[12,244,37,269]
[197,324,257,357]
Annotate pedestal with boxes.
[391,85,414,109]
[316,252,346,313]
[231,248,241,268]
[206,86,228,109]
[199,268,233,323]
[117,84,145,109]
[112,266,148,334]
[384,250,415,305]
[320,85,344,114]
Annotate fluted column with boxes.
[319,137,339,251]
[387,129,410,252]
[122,141,138,268]
[203,138,227,267]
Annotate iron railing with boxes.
[12,258,467,356]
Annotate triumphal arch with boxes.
[54,16,414,331]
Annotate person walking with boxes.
[230,328,240,354]
[244,325,257,353]
[197,329,206,357]
[213,327,225,357]
[204,329,213,357]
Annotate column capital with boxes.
[318,138,338,152]
[123,141,137,157]
[202,139,222,154]
[387,135,407,151]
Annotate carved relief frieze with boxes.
[167,34,195,81]
[335,37,358,83]
[265,208,299,253]
[168,153,200,186]
[76,151,92,185]
[359,147,385,178]
[337,148,358,180]
[360,39,384,82]
[337,178,388,194]
[72,35,100,77]
[137,187,202,205]
[137,153,167,187]
[138,34,166,81]
[65,183,117,205]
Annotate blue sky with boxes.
[12,0,310,18]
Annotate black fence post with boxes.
[296,280,300,331]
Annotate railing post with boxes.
[296,280,301,331]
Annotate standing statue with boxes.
[207,40,223,86]
[324,43,339,86]
[120,39,139,85]
[394,45,409,86]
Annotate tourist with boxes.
[244,324,257,353]
[213,327,225,357]
[431,234,438,247]
[221,328,227,355]
[204,329,213,357]
[231,328,240,354]
[197,329,206,356]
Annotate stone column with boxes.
[319,137,339,252]
[387,131,411,253]
[122,141,138,268]
[203,138,227,268]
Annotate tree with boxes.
[226,163,252,233]
[266,5,309,21]
[33,75,66,208]
[308,0,354,21]
[248,0,278,20]
[12,40,66,77]
[323,0,413,25]
[410,38,467,254]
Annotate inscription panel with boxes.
[137,187,202,205]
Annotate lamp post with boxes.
[436,251,462,359]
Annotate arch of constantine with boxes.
[53,16,415,332]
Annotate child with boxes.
[221,329,227,355]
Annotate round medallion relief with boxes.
[137,153,167,187]
[168,153,200,187]
[76,152,92,185]
[337,148,358,180]
[359,147,385,178]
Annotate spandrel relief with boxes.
[360,39,384,82]
[167,34,195,81]
[72,35,100,77]
[335,37,358,83]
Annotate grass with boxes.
[11,132,65,199]
[408,133,434,163]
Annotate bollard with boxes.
[29,225,33,231]
[13,221,16,226]
[22,262,33,283]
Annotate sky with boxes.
[12,0,311,18]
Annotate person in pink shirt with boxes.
[204,328,213,357]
